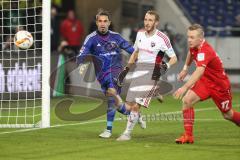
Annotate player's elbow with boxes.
[76,55,93,64]
[170,55,178,66]
[76,56,83,64]
[173,56,178,63]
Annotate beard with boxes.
[98,27,108,34]
[144,25,155,33]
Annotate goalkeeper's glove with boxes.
[79,63,90,75]
[117,66,130,87]
[151,61,169,81]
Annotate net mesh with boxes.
[0,0,43,128]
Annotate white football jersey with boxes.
[134,29,176,63]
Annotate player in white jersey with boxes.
[116,10,177,141]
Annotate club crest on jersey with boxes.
[104,41,118,51]
[151,42,156,47]
[197,53,205,61]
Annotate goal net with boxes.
[0,0,50,128]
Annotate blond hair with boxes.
[188,24,204,37]
[146,10,160,21]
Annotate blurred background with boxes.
[50,0,240,97]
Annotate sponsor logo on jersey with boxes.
[100,51,117,56]
[197,53,205,61]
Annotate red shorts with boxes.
[191,79,232,113]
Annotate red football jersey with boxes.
[60,19,84,46]
[190,40,230,91]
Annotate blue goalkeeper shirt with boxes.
[77,30,134,90]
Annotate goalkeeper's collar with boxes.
[97,30,109,36]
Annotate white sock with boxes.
[138,113,144,123]
[123,111,139,135]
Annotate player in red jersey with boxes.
[173,24,240,144]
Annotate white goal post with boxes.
[0,0,50,128]
[41,0,50,128]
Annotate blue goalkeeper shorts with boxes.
[100,75,121,95]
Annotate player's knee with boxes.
[125,102,139,111]
[182,96,194,107]
[222,110,232,120]
[131,103,140,112]
[223,113,234,122]
[106,88,117,97]
[223,114,231,120]
[125,102,133,111]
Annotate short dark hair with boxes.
[146,10,160,21]
[188,24,205,37]
[96,8,111,21]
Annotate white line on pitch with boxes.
[0,104,239,135]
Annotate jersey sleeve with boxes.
[133,32,140,51]
[160,35,176,58]
[196,48,214,67]
[76,35,92,64]
[118,35,134,54]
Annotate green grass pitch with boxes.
[0,93,239,160]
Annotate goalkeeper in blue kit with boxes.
[76,9,146,138]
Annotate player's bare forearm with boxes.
[183,51,193,70]
[168,55,177,67]
[126,50,138,68]
[183,66,205,89]
[174,66,205,99]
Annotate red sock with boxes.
[232,110,240,126]
[183,107,195,136]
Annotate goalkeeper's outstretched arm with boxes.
[77,52,92,75]
[76,36,93,74]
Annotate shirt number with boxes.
[221,100,229,111]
